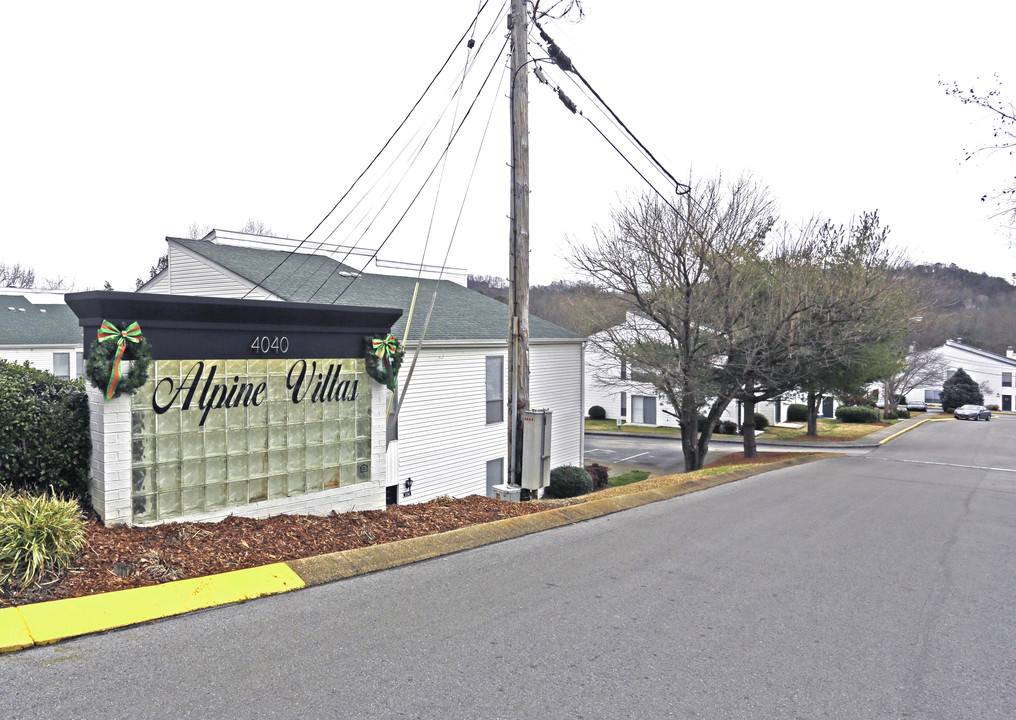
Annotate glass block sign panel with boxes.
[131,358,371,522]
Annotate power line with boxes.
[308,34,510,305]
[533,18,689,196]
[241,0,496,299]
[280,1,509,302]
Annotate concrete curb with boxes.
[0,454,833,654]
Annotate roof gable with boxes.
[944,339,1016,368]
[172,238,584,342]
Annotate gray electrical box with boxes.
[521,409,552,490]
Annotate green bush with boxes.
[549,465,594,498]
[0,489,86,589]
[836,405,881,423]
[0,361,91,500]
[786,403,808,422]
[717,419,738,435]
[588,405,607,420]
[754,412,769,430]
[940,368,983,412]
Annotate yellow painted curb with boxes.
[5,562,303,651]
[2,454,835,654]
[878,417,936,445]
[0,606,33,652]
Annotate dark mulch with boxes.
[0,496,543,609]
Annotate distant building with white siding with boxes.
[0,289,84,379]
[139,230,586,503]
[903,339,1016,411]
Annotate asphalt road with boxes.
[5,417,1015,719]
[584,431,872,476]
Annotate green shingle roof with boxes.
[0,295,81,346]
[172,238,585,343]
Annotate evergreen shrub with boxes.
[786,403,808,422]
[0,361,91,500]
[549,465,594,498]
[836,405,881,423]
[940,368,983,412]
[588,405,607,420]
[753,412,769,430]
[718,419,738,435]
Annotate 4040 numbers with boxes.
[251,336,289,354]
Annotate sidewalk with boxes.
[586,411,941,449]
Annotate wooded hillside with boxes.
[471,262,1016,353]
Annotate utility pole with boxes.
[507,0,530,489]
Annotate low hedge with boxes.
[836,405,881,423]
[0,361,91,500]
[786,403,808,422]
[588,405,607,420]
[549,465,594,498]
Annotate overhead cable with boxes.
[240,0,495,299]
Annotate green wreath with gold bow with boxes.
[84,320,153,400]
[365,334,404,392]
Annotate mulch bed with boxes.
[1,452,812,609]
[0,496,543,609]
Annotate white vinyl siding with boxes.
[145,272,171,293]
[0,346,82,378]
[162,244,276,299]
[395,346,508,503]
[530,342,584,469]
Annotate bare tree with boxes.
[883,347,948,411]
[573,176,777,472]
[135,254,169,290]
[0,263,37,288]
[188,222,212,240]
[942,74,1016,236]
[240,219,274,236]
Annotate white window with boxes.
[53,352,70,379]
[1003,372,1012,388]
[485,356,503,424]
[76,351,84,378]
[631,395,657,424]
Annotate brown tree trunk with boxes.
[680,405,703,472]
[741,395,758,458]
[806,390,820,436]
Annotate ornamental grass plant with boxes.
[0,488,86,589]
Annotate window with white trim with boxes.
[52,352,70,380]
[485,356,503,424]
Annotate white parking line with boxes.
[867,457,1016,474]
[617,451,650,462]
[585,448,615,454]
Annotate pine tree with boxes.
[940,367,983,411]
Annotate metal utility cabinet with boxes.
[521,409,552,490]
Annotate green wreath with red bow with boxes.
[84,320,153,401]
[365,334,404,392]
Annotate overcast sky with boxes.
[3,1,1015,292]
